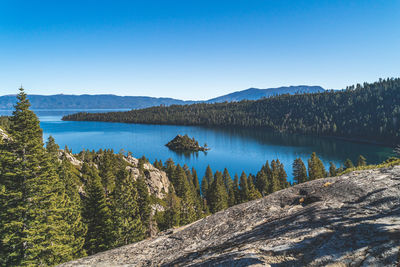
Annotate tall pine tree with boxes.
[308,152,326,180]
[0,88,74,265]
[292,158,308,184]
[82,163,114,255]
[112,169,145,247]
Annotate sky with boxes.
[0,0,399,100]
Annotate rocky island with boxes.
[165,134,209,152]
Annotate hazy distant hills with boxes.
[207,85,325,103]
[0,86,324,109]
[0,94,197,109]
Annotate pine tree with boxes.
[82,164,114,255]
[136,176,151,234]
[204,165,214,185]
[0,88,75,265]
[255,170,268,196]
[277,160,289,188]
[292,158,308,184]
[222,168,233,192]
[201,177,209,201]
[98,150,116,196]
[357,155,367,167]
[46,135,60,160]
[308,152,326,180]
[164,158,176,180]
[227,185,236,207]
[233,174,240,205]
[269,160,281,193]
[112,169,145,247]
[247,175,262,200]
[162,189,181,229]
[344,158,354,169]
[58,155,87,259]
[173,165,196,224]
[190,168,203,220]
[329,162,337,177]
[208,171,229,213]
[239,171,249,203]
[192,167,201,197]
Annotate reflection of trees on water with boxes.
[201,126,393,164]
[173,150,208,160]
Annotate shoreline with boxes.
[61,117,396,149]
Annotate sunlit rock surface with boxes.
[60,165,400,266]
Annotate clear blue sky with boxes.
[0,0,399,100]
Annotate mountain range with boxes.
[0,85,324,109]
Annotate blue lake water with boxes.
[0,109,394,182]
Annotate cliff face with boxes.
[60,151,170,199]
[0,128,9,141]
[124,155,170,199]
[60,165,400,267]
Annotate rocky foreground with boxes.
[60,165,400,266]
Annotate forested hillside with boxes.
[207,85,324,102]
[63,78,400,145]
[0,86,322,109]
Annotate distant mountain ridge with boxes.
[0,85,324,109]
[207,85,325,103]
[0,94,197,109]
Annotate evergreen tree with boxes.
[255,169,268,196]
[329,162,337,177]
[308,152,326,180]
[208,171,228,213]
[0,88,75,265]
[164,158,176,180]
[173,165,196,224]
[136,176,151,234]
[344,158,354,169]
[192,167,201,197]
[204,165,214,185]
[247,175,262,200]
[82,164,114,255]
[239,171,249,203]
[98,150,116,196]
[162,189,181,229]
[227,184,236,207]
[112,169,145,247]
[201,177,209,200]
[58,156,87,259]
[277,160,289,188]
[292,158,308,184]
[222,168,233,192]
[357,155,367,167]
[233,174,240,205]
[269,160,282,193]
[46,135,60,160]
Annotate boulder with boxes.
[60,165,400,266]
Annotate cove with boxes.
[0,109,394,182]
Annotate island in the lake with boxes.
[166,134,209,152]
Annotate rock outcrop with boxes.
[0,127,10,141]
[60,152,170,199]
[124,155,170,199]
[60,165,400,266]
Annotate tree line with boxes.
[63,78,400,145]
[0,88,371,266]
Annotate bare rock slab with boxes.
[60,165,400,267]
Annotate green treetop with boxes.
[292,158,308,184]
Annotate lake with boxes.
[0,109,394,182]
